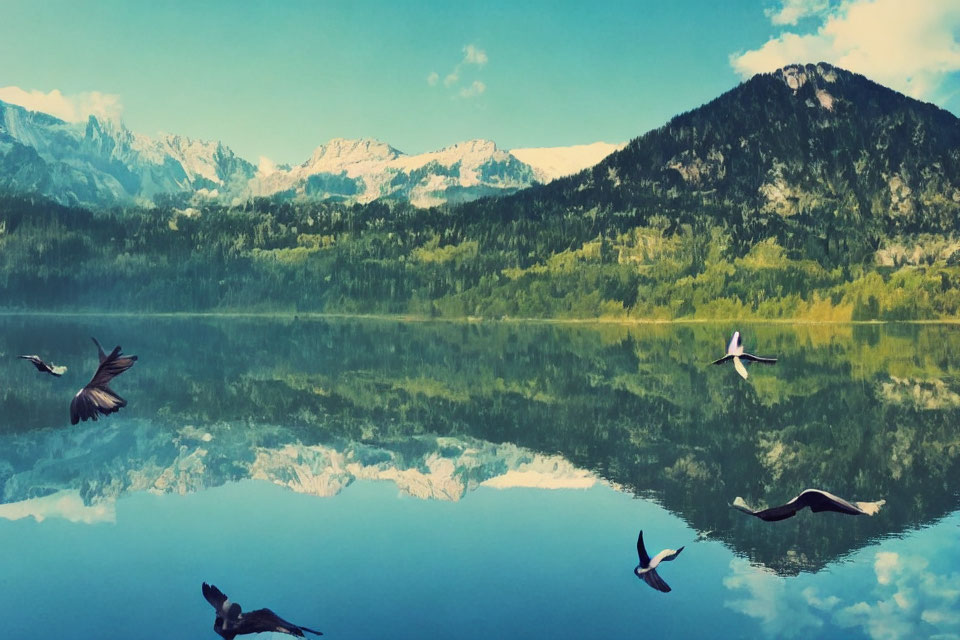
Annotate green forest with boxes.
[0,192,958,320]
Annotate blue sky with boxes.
[1,0,959,163]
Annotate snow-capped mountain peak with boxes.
[303,137,402,171]
[0,97,621,208]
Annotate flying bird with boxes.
[202,583,323,639]
[711,331,777,379]
[70,340,137,425]
[732,489,885,522]
[634,530,684,593]
[18,354,67,376]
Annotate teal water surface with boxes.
[0,317,958,639]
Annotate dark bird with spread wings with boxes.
[732,489,885,522]
[711,331,777,379]
[69,338,137,425]
[634,530,684,593]
[202,583,322,639]
[18,354,66,376]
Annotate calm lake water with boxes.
[0,316,958,639]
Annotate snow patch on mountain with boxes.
[509,141,625,182]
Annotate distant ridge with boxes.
[0,99,620,209]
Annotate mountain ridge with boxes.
[0,99,621,208]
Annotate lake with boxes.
[0,316,958,639]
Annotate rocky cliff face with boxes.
[0,101,257,206]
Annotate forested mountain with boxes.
[1,63,959,319]
[463,62,960,265]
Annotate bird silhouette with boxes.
[711,331,777,379]
[732,489,885,522]
[634,530,684,593]
[202,583,322,639]
[69,339,137,425]
[18,354,66,376]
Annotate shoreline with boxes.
[0,310,958,326]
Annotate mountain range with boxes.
[0,98,622,208]
[2,63,960,320]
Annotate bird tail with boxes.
[70,386,127,425]
[731,496,755,514]
[733,356,749,379]
[854,499,885,515]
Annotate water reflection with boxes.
[0,418,600,517]
[1,316,959,578]
[724,511,960,639]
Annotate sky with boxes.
[1,0,959,164]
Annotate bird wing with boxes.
[239,609,317,637]
[20,355,49,373]
[797,489,878,516]
[202,583,230,612]
[740,353,777,364]
[733,356,749,380]
[86,346,137,389]
[732,496,801,521]
[711,355,734,365]
[640,568,672,593]
[91,337,108,363]
[657,546,684,564]
[636,531,651,567]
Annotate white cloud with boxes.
[802,586,841,611]
[875,551,901,585]
[463,44,488,66]
[723,558,828,638]
[458,80,486,99]
[766,0,830,26]
[0,490,116,524]
[258,156,278,176]
[0,86,123,122]
[432,43,488,95]
[833,550,960,640]
[731,0,960,102]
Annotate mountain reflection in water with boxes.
[1,316,959,578]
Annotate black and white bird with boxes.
[634,530,684,593]
[69,339,137,425]
[18,354,67,376]
[202,583,323,639]
[732,489,885,522]
[711,331,777,379]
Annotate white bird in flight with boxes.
[634,530,684,593]
[711,331,777,379]
[732,489,885,522]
